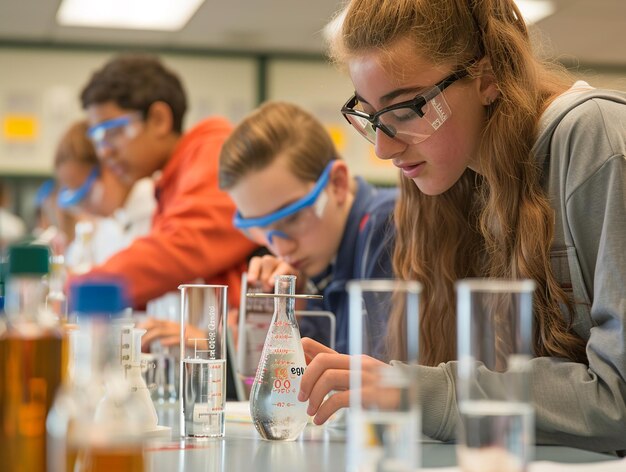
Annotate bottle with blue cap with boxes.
[0,243,65,472]
[47,278,153,472]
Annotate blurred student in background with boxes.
[53,120,155,269]
[78,54,257,316]
[33,178,57,234]
[218,101,397,354]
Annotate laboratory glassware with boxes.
[47,278,150,472]
[346,279,422,472]
[145,291,180,403]
[0,244,64,472]
[249,275,309,441]
[179,284,227,438]
[456,279,535,472]
[45,254,68,322]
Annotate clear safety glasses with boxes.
[57,167,99,209]
[233,160,335,245]
[341,70,468,145]
[87,113,142,150]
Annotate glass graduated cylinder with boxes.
[249,275,308,441]
[182,337,226,438]
[457,400,534,472]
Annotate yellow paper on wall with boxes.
[326,124,346,153]
[3,115,39,141]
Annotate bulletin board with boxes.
[0,48,258,175]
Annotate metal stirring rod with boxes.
[246,293,323,300]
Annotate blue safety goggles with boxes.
[233,160,335,243]
[35,179,55,208]
[87,113,141,149]
[57,167,100,208]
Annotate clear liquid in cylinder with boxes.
[0,332,65,472]
[250,321,308,441]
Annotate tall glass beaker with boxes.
[178,284,227,438]
[456,279,535,472]
[347,279,422,472]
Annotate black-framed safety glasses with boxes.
[341,69,469,145]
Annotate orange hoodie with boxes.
[88,117,257,308]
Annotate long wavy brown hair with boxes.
[329,0,588,365]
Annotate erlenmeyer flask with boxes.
[250,275,308,441]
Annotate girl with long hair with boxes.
[298,0,626,452]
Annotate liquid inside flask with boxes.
[249,275,308,441]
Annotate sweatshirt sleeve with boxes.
[419,98,626,453]
[87,128,257,308]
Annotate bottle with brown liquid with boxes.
[47,278,149,472]
[0,244,65,472]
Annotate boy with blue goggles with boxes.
[57,167,100,209]
[86,113,142,150]
[233,160,332,245]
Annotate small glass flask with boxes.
[249,275,308,441]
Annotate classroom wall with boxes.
[0,48,258,175]
[0,45,625,228]
[266,59,397,184]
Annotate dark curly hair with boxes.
[80,54,187,133]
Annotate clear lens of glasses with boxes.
[345,92,452,145]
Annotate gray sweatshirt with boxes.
[417,85,626,453]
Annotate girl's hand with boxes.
[298,337,393,425]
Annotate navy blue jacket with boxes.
[299,177,397,354]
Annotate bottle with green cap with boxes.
[0,243,66,472]
[47,278,151,472]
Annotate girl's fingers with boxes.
[299,351,349,401]
[302,336,335,365]
[305,368,350,416]
[302,337,336,359]
[312,390,350,425]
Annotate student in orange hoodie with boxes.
[78,55,257,321]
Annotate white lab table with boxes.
[145,402,618,471]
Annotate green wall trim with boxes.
[256,55,268,105]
